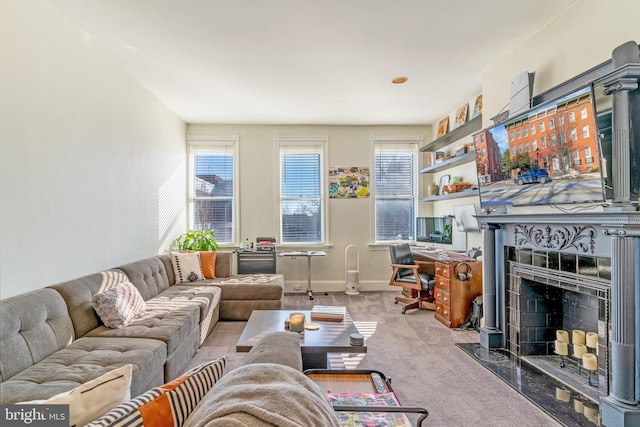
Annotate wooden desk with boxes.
[412,250,483,328]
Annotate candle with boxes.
[289,312,305,332]
[554,340,568,356]
[583,405,598,421]
[583,353,597,371]
[556,330,569,343]
[555,387,570,402]
[573,399,584,414]
[573,343,587,359]
[572,329,586,345]
[586,332,598,349]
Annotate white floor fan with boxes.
[344,244,360,295]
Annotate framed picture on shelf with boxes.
[454,103,469,128]
[437,116,449,138]
[471,94,483,119]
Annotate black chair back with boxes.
[389,243,415,279]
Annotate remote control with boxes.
[371,372,388,393]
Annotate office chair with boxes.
[388,243,436,314]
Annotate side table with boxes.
[278,250,326,299]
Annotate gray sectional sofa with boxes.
[0,251,284,404]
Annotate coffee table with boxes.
[236,309,367,370]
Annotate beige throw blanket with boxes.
[183,363,341,427]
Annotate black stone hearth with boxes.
[458,343,601,426]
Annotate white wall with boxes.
[187,124,428,293]
[0,0,187,298]
[482,0,640,146]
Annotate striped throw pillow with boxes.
[92,281,147,328]
[85,356,227,427]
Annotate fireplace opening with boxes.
[518,279,601,402]
[506,247,611,411]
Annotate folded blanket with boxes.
[182,363,341,427]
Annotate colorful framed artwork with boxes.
[454,103,469,128]
[471,94,483,119]
[437,116,449,138]
[328,166,370,199]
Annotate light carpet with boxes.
[189,291,561,427]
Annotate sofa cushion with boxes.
[0,337,166,404]
[211,274,284,300]
[169,252,204,283]
[117,257,172,300]
[0,288,75,382]
[243,331,303,371]
[86,303,199,354]
[18,364,133,427]
[86,357,226,427]
[48,269,131,338]
[92,282,147,329]
[154,285,222,344]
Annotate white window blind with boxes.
[373,141,419,242]
[278,138,326,244]
[188,137,237,244]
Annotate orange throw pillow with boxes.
[199,251,217,279]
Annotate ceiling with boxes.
[52,0,578,125]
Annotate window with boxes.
[277,136,327,244]
[372,137,420,242]
[187,135,238,244]
[559,115,565,126]
[511,146,516,156]
[524,127,528,137]
[550,134,556,146]
[581,107,588,119]
[517,129,521,139]
[525,141,530,152]
[539,122,545,132]
[509,131,514,141]
[549,118,555,129]
[530,124,536,135]
[518,143,523,153]
[569,111,576,122]
[582,124,590,138]
[585,146,594,164]
[532,139,538,150]
[571,128,577,141]
[481,134,485,143]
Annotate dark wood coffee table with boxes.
[236,309,367,370]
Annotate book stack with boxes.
[310,305,346,322]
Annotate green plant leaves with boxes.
[172,230,220,251]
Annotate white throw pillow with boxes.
[169,251,205,283]
[92,282,147,328]
[18,364,132,427]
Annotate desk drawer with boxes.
[435,302,451,322]
[435,276,451,292]
[435,288,451,306]
[435,262,450,279]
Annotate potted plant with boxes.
[172,230,220,252]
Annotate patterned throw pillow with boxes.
[18,364,132,427]
[92,282,147,328]
[86,357,227,427]
[169,252,205,283]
